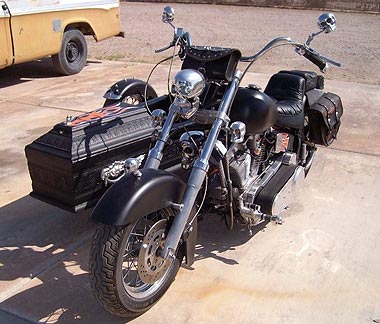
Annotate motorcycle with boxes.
[89,6,343,317]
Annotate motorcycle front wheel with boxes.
[89,209,183,317]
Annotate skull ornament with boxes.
[171,69,205,99]
[162,6,175,23]
[317,13,337,33]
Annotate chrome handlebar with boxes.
[240,36,341,72]
[155,27,192,54]
[155,30,341,72]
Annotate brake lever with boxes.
[319,54,341,67]
[155,43,174,53]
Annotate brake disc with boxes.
[138,219,171,284]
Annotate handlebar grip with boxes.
[303,49,327,71]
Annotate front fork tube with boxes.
[144,110,177,169]
[162,70,243,259]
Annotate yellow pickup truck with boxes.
[0,0,122,75]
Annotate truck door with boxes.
[0,1,13,68]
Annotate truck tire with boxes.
[52,29,87,75]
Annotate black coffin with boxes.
[25,99,182,212]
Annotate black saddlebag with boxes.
[25,97,183,212]
[307,92,343,146]
[182,46,241,82]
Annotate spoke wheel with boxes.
[122,94,144,105]
[90,209,183,317]
[103,92,149,108]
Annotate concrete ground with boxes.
[0,55,380,323]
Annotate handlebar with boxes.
[155,28,192,54]
[155,43,174,53]
[240,37,340,73]
[155,28,340,73]
[302,47,327,72]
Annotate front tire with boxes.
[90,209,183,317]
[52,29,87,75]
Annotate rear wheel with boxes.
[90,209,183,317]
[52,29,87,75]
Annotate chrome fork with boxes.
[161,70,243,259]
[144,109,178,169]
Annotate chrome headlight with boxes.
[171,69,205,99]
[169,69,205,119]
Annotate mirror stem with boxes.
[306,30,324,46]
[168,21,175,30]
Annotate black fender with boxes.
[90,168,198,267]
[91,168,186,226]
[103,78,157,101]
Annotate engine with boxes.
[206,132,277,210]
[178,126,298,225]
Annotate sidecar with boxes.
[25,89,187,213]
[25,46,241,213]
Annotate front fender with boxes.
[90,168,186,226]
[104,78,157,101]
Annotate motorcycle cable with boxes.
[166,37,182,102]
[177,124,208,225]
[143,54,179,115]
[222,131,234,230]
[144,36,182,114]
[188,174,208,226]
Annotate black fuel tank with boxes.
[230,87,277,134]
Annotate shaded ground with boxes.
[87,2,380,85]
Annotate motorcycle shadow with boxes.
[0,195,266,323]
[193,213,268,266]
[0,195,131,323]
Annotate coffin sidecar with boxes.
[24,95,189,212]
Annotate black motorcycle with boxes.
[89,6,343,317]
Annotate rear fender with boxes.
[103,78,157,101]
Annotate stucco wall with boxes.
[125,0,380,13]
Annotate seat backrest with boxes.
[264,73,306,102]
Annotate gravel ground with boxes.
[87,2,380,85]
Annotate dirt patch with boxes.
[87,2,380,85]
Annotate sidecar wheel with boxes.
[90,209,183,317]
[103,93,144,108]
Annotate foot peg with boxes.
[263,214,283,225]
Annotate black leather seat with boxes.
[264,72,306,129]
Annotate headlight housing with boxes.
[171,69,205,99]
[170,69,206,119]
